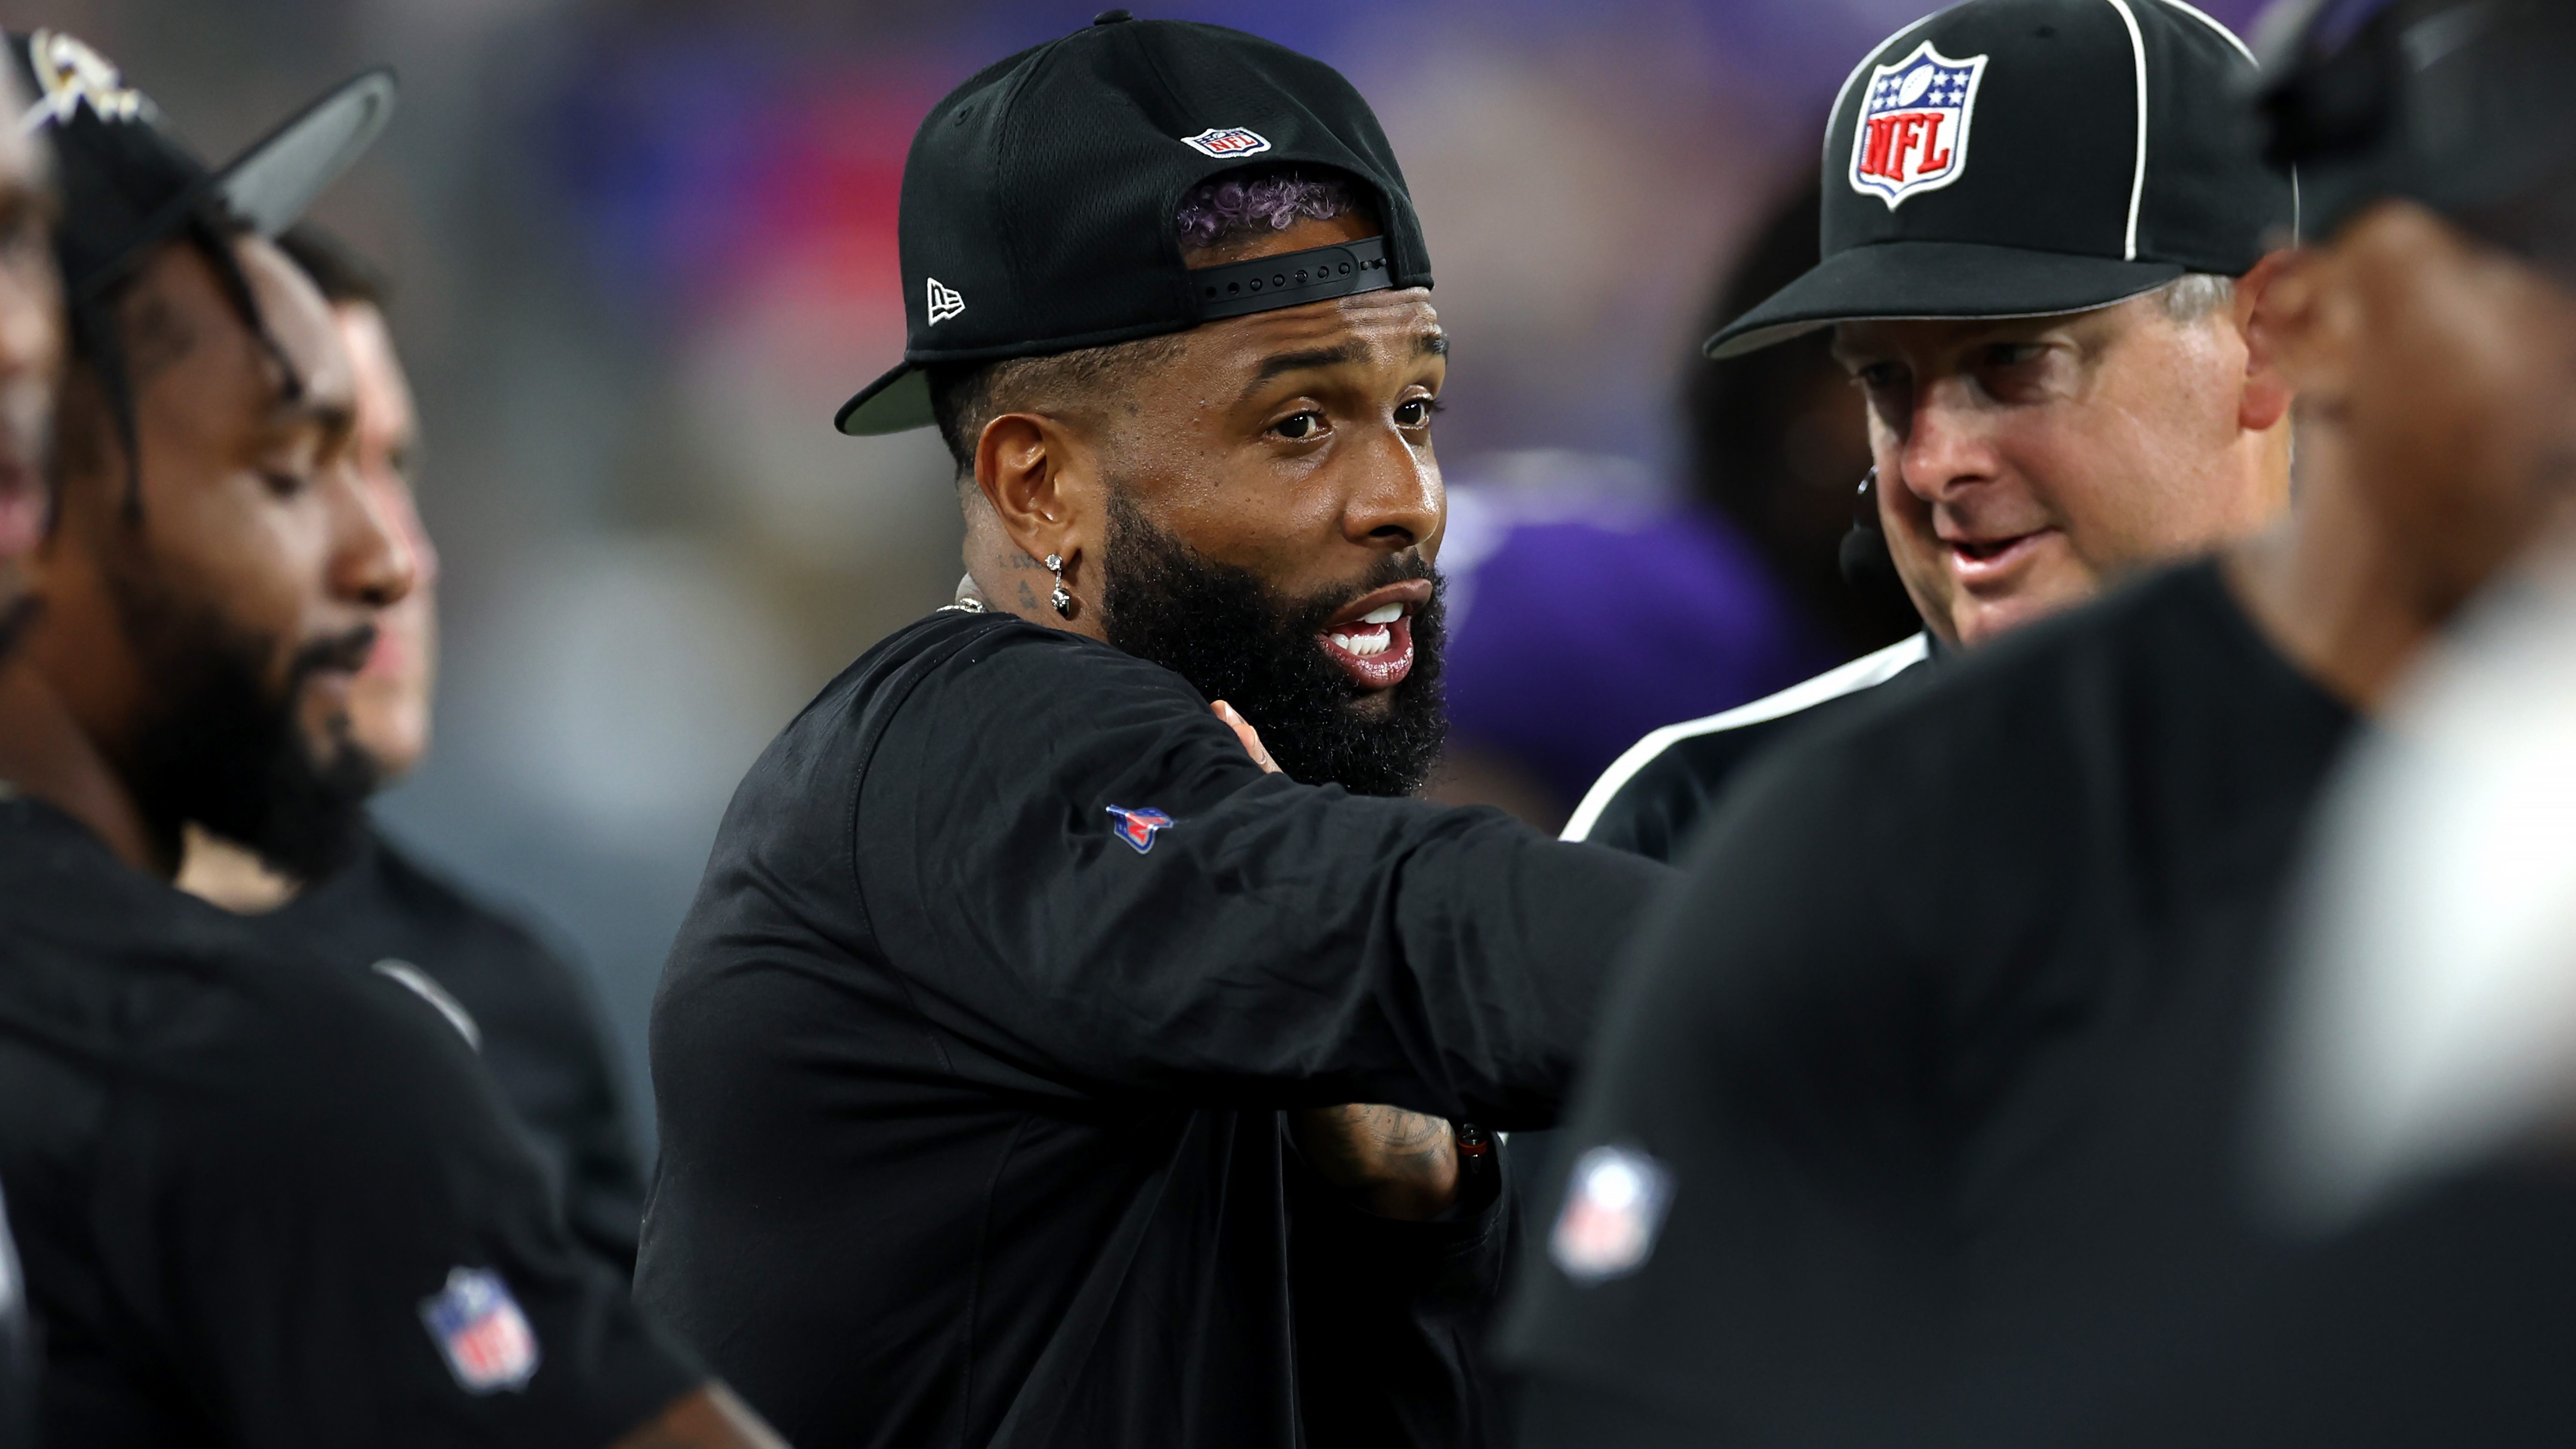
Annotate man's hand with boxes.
[1291,1105,1461,1220]
[1212,700,1281,774]
[611,1383,790,1449]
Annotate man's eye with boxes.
[1855,362,1905,391]
[260,469,308,499]
[1985,343,2045,368]
[1273,411,1325,442]
[1394,398,1440,429]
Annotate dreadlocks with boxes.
[61,204,303,522]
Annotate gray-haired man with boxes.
[1566,0,2299,865]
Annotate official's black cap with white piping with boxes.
[1709,0,2293,359]
[6,29,394,303]
[833,13,1430,437]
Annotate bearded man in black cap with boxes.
[0,31,781,1448]
[1566,0,2299,865]
[1500,0,2576,1445]
[641,14,1669,1448]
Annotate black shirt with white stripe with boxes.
[0,793,699,1447]
[1562,633,1932,862]
[1504,561,2357,1445]
[253,829,647,1277]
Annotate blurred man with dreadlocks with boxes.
[176,225,651,1280]
[0,41,64,1449]
[0,30,786,1448]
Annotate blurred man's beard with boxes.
[1100,488,1447,798]
[103,549,379,881]
[0,590,35,662]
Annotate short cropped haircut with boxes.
[929,164,1379,480]
[277,223,391,309]
[2159,272,2235,323]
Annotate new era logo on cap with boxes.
[925,276,965,325]
[1181,126,1270,158]
[1850,42,1989,209]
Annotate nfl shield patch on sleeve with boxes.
[1550,1145,1674,1284]
[419,1266,541,1394]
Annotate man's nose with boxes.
[1894,377,1999,504]
[1343,427,1441,551]
[0,256,61,386]
[327,464,418,609]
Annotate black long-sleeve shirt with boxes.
[257,829,646,1275]
[637,608,1669,1448]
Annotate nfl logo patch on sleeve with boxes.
[1550,1144,1674,1284]
[419,1266,541,1394]
[1105,804,1175,854]
[1849,42,1988,209]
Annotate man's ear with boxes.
[973,409,1105,625]
[2243,244,2352,422]
[2233,249,2302,434]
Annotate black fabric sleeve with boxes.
[103,968,701,1449]
[1499,738,1951,1446]
[1286,1119,1517,1448]
[858,626,1674,1128]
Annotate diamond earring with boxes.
[1046,553,1075,618]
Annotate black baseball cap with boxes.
[834,12,1430,437]
[6,29,394,304]
[2257,0,2576,276]
[1708,0,2295,359]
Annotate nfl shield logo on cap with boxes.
[419,1266,541,1394]
[1181,125,1271,158]
[1849,41,1990,209]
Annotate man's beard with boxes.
[103,549,380,881]
[1099,489,1448,798]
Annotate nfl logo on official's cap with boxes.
[1849,41,1989,209]
[1181,125,1271,159]
[1549,1144,1674,1284]
[419,1266,541,1394]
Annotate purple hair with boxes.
[1173,167,1373,252]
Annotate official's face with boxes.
[2282,200,2576,620]
[1835,292,2288,647]
[0,64,63,653]
[335,298,437,781]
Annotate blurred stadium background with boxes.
[39,0,2268,1152]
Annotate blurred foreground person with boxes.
[0,49,59,1449]
[1564,0,2295,863]
[2052,3,2576,1442]
[176,225,649,1277]
[642,16,1668,1447]
[0,32,780,1448]
[1504,0,2576,1439]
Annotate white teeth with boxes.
[1360,602,1404,625]
[1328,627,1391,658]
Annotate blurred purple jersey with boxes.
[1438,465,1832,811]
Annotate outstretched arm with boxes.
[611,1384,790,1449]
